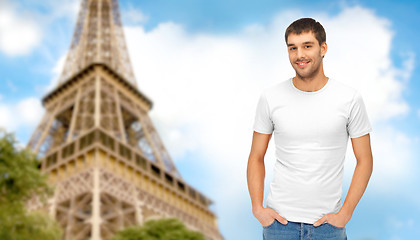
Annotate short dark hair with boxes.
[285,18,326,46]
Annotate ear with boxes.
[321,42,327,58]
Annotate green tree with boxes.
[112,218,206,240]
[0,129,62,240]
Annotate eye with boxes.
[289,47,296,51]
[305,45,311,49]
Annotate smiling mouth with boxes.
[297,61,310,68]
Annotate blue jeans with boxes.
[263,220,347,240]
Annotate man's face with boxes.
[287,31,327,79]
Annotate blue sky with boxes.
[1,0,420,239]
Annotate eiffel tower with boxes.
[27,0,223,239]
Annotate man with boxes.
[247,18,373,240]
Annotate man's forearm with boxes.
[247,156,266,211]
[340,157,373,218]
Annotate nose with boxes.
[297,48,305,59]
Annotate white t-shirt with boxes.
[253,77,372,224]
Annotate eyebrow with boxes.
[287,41,315,47]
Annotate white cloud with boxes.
[320,6,413,122]
[0,1,42,56]
[0,98,44,132]
[122,5,149,25]
[0,104,15,130]
[16,98,44,126]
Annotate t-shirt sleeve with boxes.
[253,92,274,134]
[347,91,373,138]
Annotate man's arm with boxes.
[314,133,373,227]
[247,131,288,226]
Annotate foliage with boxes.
[0,130,52,204]
[0,129,62,240]
[112,218,206,240]
[0,206,62,240]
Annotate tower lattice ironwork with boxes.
[27,0,223,239]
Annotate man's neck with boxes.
[293,75,329,92]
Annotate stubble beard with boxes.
[294,59,322,81]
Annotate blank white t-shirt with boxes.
[253,77,372,224]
